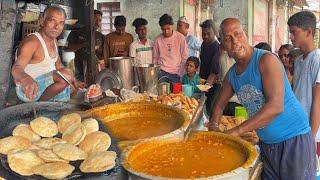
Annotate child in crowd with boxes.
[278,44,294,85]
[288,48,303,75]
[182,56,201,93]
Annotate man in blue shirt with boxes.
[209,18,316,180]
[177,16,202,57]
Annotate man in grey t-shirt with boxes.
[218,46,241,116]
[288,11,320,143]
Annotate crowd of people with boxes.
[10,5,320,179]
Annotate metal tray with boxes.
[0,102,125,180]
[95,69,122,91]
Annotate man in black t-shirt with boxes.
[199,20,220,115]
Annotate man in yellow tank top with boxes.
[11,6,80,102]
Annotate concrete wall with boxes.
[0,0,16,109]
[212,0,248,34]
[94,0,180,40]
[253,0,269,46]
[184,1,196,35]
[274,5,289,52]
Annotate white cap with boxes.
[178,16,188,24]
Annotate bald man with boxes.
[209,18,316,179]
[12,6,79,102]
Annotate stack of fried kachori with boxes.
[156,93,199,117]
[218,116,259,144]
[30,117,58,137]
[0,136,31,155]
[80,151,116,173]
[33,137,67,149]
[62,123,87,145]
[33,162,75,179]
[8,149,44,176]
[12,124,41,142]
[36,149,68,163]
[79,131,111,154]
[82,118,99,134]
[52,143,87,161]
[0,113,116,179]
[58,113,82,133]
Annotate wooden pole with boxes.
[71,0,97,85]
[84,0,97,85]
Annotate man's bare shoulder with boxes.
[260,52,281,64]
[259,52,283,72]
[19,34,40,50]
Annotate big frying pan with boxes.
[0,102,125,180]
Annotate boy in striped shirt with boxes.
[130,18,153,65]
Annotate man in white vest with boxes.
[12,6,79,102]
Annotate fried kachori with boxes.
[34,137,66,150]
[1,112,116,178]
[36,149,68,163]
[58,113,81,133]
[218,116,259,144]
[12,124,41,142]
[0,136,31,155]
[7,149,44,176]
[80,151,116,173]
[30,117,58,137]
[62,123,86,145]
[28,144,42,152]
[52,143,87,161]
[79,131,111,154]
[82,118,99,134]
[32,162,74,179]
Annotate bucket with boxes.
[134,64,160,95]
[110,57,135,90]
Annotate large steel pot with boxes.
[121,131,259,180]
[86,102,190,151]
[109,57,135,89]
[134,64,160,95]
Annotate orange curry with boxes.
[103,117,181,141]
[128,134,247,178]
